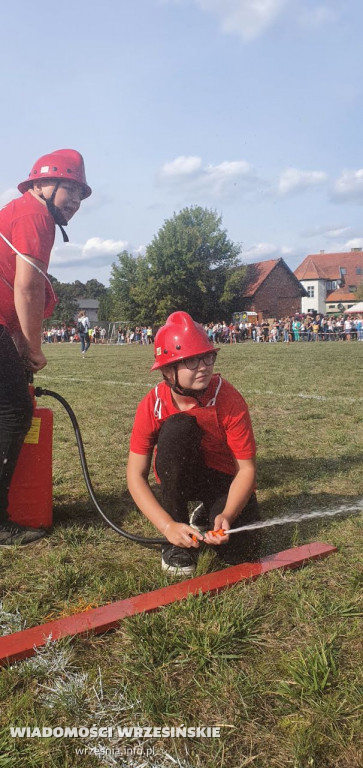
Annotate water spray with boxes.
[197,503,363,540]
[11,386,362,549]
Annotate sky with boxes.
[1,0,363,285]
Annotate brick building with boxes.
[239,258,307,319]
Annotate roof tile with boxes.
[242,259,281,297]
[295,251,363,284]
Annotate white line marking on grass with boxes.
[242,389,363,404]
[36,378,362,401]
[35,375,152,387]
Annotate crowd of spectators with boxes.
[115,326,154,344]
[42,325,107,344]
[204,314,363,343]
[42,313,363,347]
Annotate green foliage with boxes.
[97,289,112,321]
[277,637,339,703]
[45,277,107,326]
[220,264,247,307]
[109,207,242,324]
[144,206,241,323]
[46,277,79,326]
[82,279,107,300]
[108,249,143,322]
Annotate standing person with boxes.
[312,318,320,341]
[283,318,290,343]
[292,318,301,341]
[0,148,91,545]
[261,320,269,342]
[127,311,261,577]
[343,316,352,341]
[357,314,363,341]
[77,310,90,357]
[146,326,153,344]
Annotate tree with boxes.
[109,250,143,322]
[144,206,241,323]
[83,279,107,299]
[108,208,243,324]
[98,289,113,322]
[44,277,108,326]
[67,280,86,299]
[45,277,79,326]
[220,265,248,313]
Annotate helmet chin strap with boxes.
[163,366,208,401]
[40,181,69,242]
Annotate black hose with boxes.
[35,387,166,547]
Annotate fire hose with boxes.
[35,387,167,547]
[33,388,361,549]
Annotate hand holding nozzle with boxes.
[191,522,253,544]
[191,527,231,545]
[209,528,230,538]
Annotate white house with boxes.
[294,249,363,314]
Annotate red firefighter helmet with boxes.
[151,311,217,371]
[18,149,92,199]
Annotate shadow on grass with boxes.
[257,452,363,489]
[52,483,362,564]
[52,488,164,555]
[53,488,136,527]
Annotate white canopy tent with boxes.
[344,301,363,313]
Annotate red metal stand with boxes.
[0,542,336,666]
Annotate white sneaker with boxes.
[161,545,197,577]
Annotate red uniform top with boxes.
[130,374,256,478]
[0,191,56,332]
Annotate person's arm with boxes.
[204,457,256,546]
[14,254,47,372]
[127,451,202,548]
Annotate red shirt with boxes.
[0,191,56,332]
[130,374,256,478]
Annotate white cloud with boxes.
[196,0,288,41]
[324,226,352,239]
[0,188,19,208]
[344,237,363,250]
[242,242,280,261]
[163,0,338,40]
[50,237,130,268]
[83,237,128,256]
[332,169,363,203]
[278,167,327,196]
[205,159,251,178]
[134,244,147,256]
[160,155,202,178]
[159,155,258,198]
[301,223,351,239]
[298,4,337,29]
[204,159,254,195]
[241,241,296,263]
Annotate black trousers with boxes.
[0,326,33,524]
[155,412,262,563]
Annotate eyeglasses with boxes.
[180,352,217,370]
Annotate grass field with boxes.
[0,340,362,768]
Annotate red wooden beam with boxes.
[0,542,336,666]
